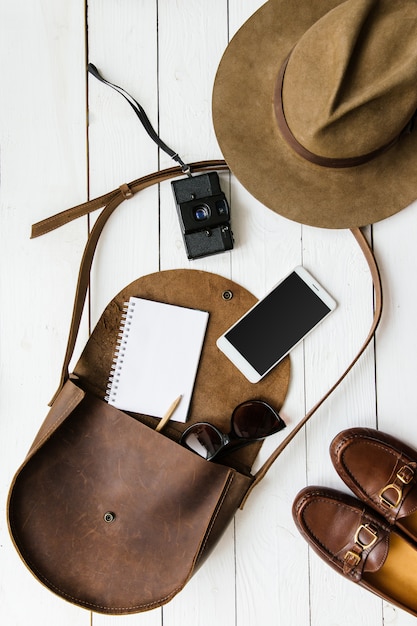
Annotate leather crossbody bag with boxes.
[7,68,383,615]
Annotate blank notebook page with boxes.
[106,297,209,422]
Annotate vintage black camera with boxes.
[171,172,234,259]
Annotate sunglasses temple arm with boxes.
[239,227,382,509]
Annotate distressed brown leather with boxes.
[331,428,417,538]
[293,487,417,618]
[8,380,252,613]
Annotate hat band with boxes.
[274,55,413,169]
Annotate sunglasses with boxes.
[180,400,286,461]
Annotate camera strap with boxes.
[88,63,192,176]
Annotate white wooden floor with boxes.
[2,1,417,625]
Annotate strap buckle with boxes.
[344,550,361,568]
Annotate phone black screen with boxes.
[225,272,331,375]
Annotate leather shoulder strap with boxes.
[240,226,382,506]
[31,161,229,403]
[31,160,228,238]
[32,165,382,493]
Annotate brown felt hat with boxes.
[212,0,417,228]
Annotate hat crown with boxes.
[281,0,417,160]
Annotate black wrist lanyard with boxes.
[88,63,192,176]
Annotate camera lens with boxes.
[193,204,210,221]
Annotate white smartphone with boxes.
[216,266,336,383]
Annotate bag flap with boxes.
[8,383,251,614]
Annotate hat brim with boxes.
[212,0,417,229]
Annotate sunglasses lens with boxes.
[232,401,285,439]
[181,424,224,460]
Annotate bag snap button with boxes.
[103,511,116,523]
[222,290,233,301]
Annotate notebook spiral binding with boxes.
[104,301,135,402]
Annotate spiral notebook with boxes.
[105,296,209,422]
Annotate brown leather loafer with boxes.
[293,486,417,617]
[330,427,417,542]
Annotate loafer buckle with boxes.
[343,523,378,573]
[379,464,414,509]
[379,483,402,508]
[344,550,361,568]
[354,523,378,550]
[397,464,414,485]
